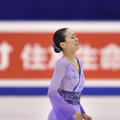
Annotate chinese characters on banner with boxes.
[0,33,120,79]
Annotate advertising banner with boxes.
[0,33,120,79]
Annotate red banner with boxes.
[0,33,120,79]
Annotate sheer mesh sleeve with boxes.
[80,104,86,115]
[48,59,76,119]
[79,59,86,115]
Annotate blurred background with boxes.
[0,0,120,120]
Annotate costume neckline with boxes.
[61,57,81,77]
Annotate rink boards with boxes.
[0,21,120,96]
[0,79,120,95]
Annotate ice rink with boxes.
[0,96,120,120]
[0,21,120,120]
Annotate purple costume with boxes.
[48,58,85,120]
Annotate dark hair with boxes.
[53,28,68,53]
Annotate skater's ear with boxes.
[60,42,66,49]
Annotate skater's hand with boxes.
[83,113,92,120]
[73,111,83,120]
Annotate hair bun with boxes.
[52,43,61,53]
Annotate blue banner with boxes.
[0,0,120,20]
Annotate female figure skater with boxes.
[48,28,92,120]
